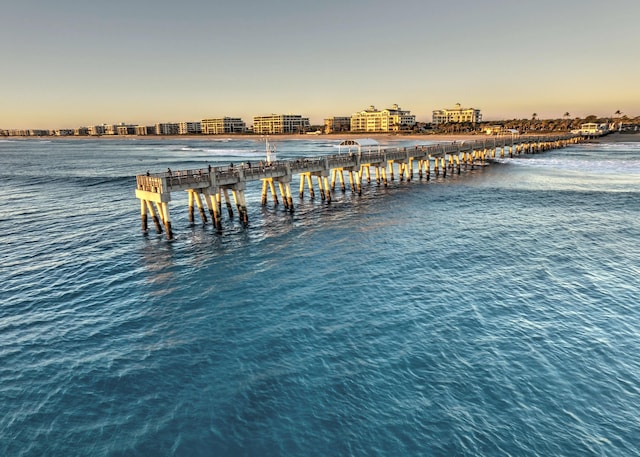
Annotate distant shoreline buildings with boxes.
[2,104,422,137]
[5,103,636,137]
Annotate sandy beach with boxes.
[590,132,640,143]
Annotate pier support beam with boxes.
[146,201,162,234]
[193,191,207,224]
[160,202,173,240]
[347,170,356,193]
[262,179,269,205]
[222,188,233,217]
[231,186,248,224]
[339,169,347,191]
[269,179,279,205]
[388,161,395,181]
[331,168,347,192]
[188,190,194,224]
[285,182,294,211]
[316,176,326,200]
[323,177,332,203]
[140,200,148,233]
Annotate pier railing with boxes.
[137,135,575,193]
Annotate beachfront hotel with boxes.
[117,125,137,135]
[179,122,202,135]
[252,114,310,134]
[155,123,180,135]
[350,104,416,133]
[432,103,482,125]
[324,116,351,134]
[201,117,246,135]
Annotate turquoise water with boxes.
[1,137,639,456]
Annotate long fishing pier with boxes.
[135,134,579,239]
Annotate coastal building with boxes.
[350,104,416,133]
[483,125,505,135]
[4,129,37,136]
[104,125,119,135]
[179,121,202,135]
[324,116,351,134]
[155,123,180,136]
[252,114,310,134]
[116,124,137,136]
[572,123,609,137]
[88,125,106,136]
[432,103,482,125]
[201,117,246,135]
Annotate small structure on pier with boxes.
[337,138,380,155]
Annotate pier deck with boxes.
[135,134,579,239]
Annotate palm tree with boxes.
[614,110,623,131]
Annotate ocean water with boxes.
[1,136,639,456]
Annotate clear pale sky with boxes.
[2,0,638,129]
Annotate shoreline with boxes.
[4,132,639,143]
[2,133,487,142]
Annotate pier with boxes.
[135,134,579,239]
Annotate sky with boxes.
[1,0,638,129]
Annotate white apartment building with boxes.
[155,123,180,135]
[201,117,246,135]
[88,125,106,136]
[324,116,351,134]
[432,103,482,125]
[350,104,416,132]
[252,114,310,134]
[116,124,136,135]
[178,122,202,135]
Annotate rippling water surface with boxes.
[1,137,639,456]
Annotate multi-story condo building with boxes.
[155,123,180,135]
[88,125,106,136]
[179,121,202,135]
[432,103,482,125]
[350,104,416,132]
[116,124,137,135]
[3,129,50,136]
[104,125,120,135]
[324,116,351,134]
[201,117,246,135]
[252,114,310,134]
